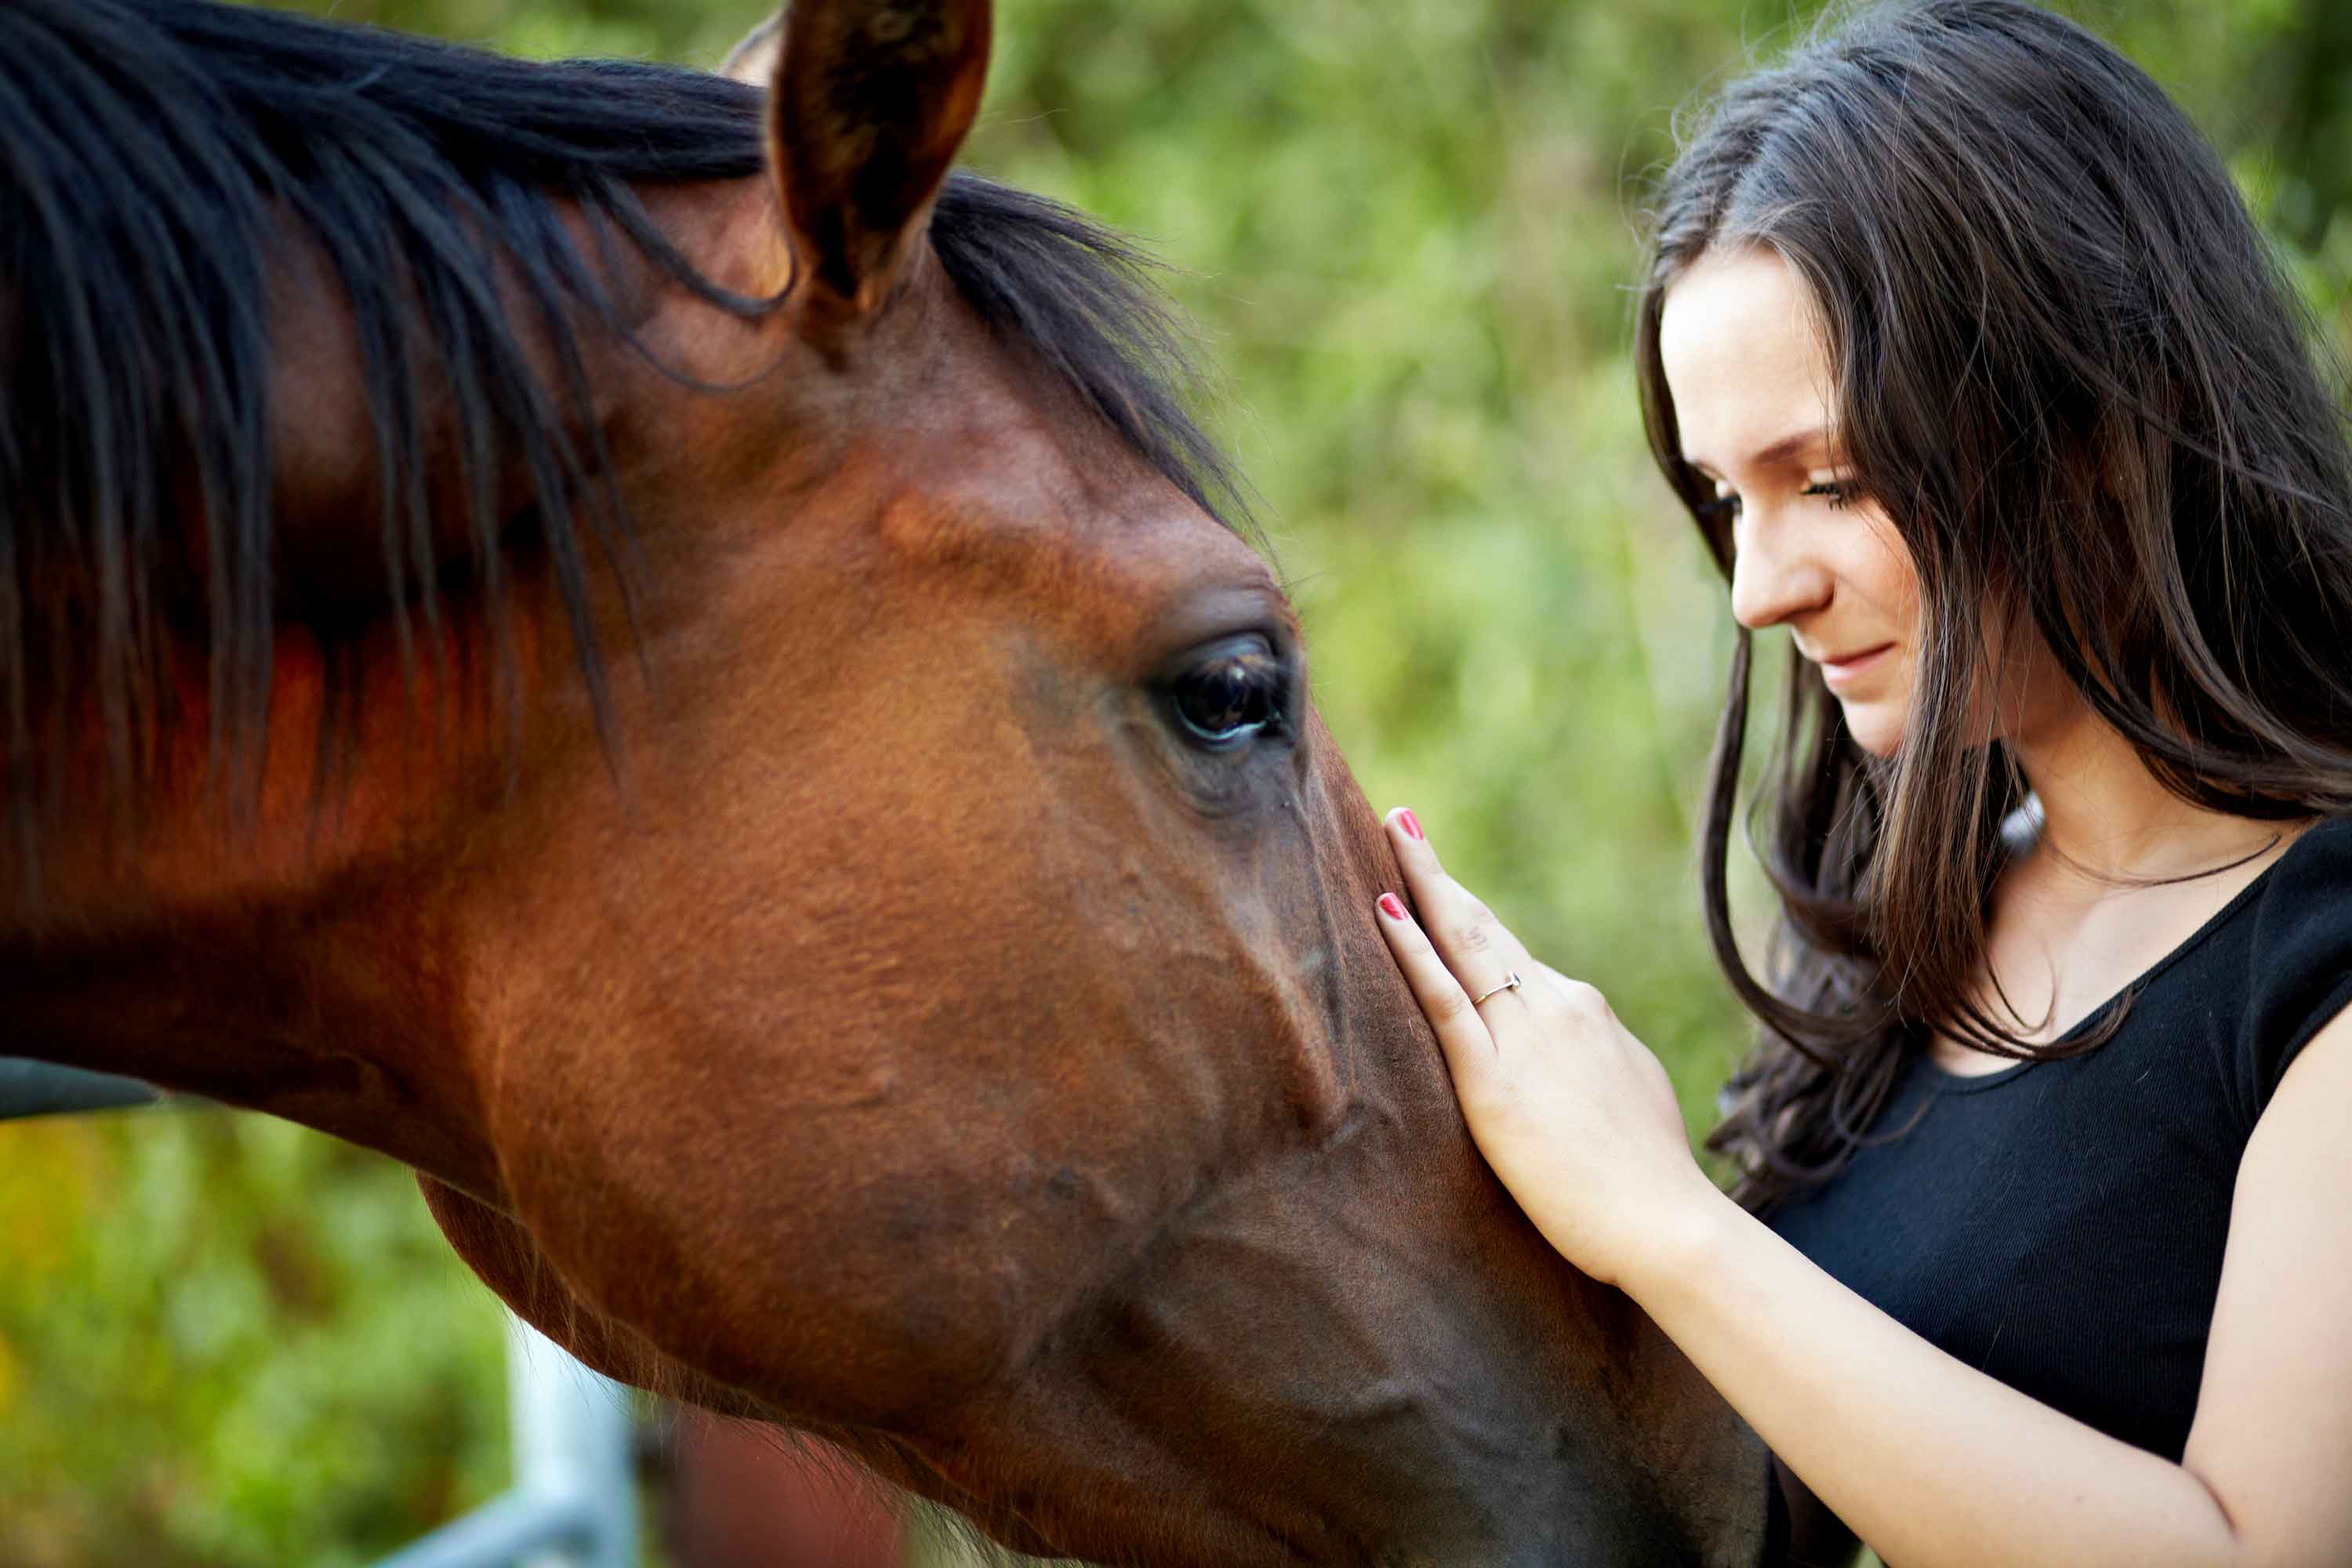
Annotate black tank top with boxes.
[1767,815,2352,1461]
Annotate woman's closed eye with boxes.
[1693,474,1858,533]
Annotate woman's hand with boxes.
[1373,807,1721,1289]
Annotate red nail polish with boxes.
[1379,892,1407,921]
[1399,808,1424,841]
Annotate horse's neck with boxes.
[2,508,561,1202]
[9,874,506,1198]
[0,205,760,1209]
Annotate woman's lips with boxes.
[1818,642,1895,688]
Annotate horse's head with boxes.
[2,0,1765,1561]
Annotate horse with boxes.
[0,0,1770,1561]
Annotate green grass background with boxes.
[4,1,2347,1562]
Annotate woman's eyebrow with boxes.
[1685,426,1832,479]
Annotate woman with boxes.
[1372,2,2352,1563]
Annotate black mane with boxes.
[0,0,1246,861]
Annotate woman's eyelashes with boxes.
[1693,474,1853,535]
[1697,476,1857,521]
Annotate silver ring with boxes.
[1469,971,1523,1007]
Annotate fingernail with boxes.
[1378,892,1407,921]
[1399,808,1424,841]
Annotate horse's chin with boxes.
[964,1497,1296,1568]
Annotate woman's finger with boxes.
[1381,808,1540,1016]
[1373,890,1501,1065]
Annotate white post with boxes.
[508,1314,638,1568]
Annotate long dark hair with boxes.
[1633,0,2352,1211]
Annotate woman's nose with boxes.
[1728,506,1831,630]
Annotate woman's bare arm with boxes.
[1595,1015,2351,1568]
[1373,815,2352,1568]
[1775,1456,1860,1568]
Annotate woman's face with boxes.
[1657,246,1922,757]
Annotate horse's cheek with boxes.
[476,985,1027,1425]
[458,748,1223,1431]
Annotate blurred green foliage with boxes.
[4,1,2347,1563]
[0,1114,505,1566]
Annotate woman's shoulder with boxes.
[2240,812,2352,932]
[2285,809,2352,861]
[2226,813,2352,1123]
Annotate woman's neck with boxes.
[2009,698,2296,884]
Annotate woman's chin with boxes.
[1839,703,1904,759]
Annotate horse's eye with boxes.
[1169,637,1288,748]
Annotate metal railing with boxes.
[0,1058,639,1568]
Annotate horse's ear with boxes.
[718,15,782,85]
[765,0,991,324]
